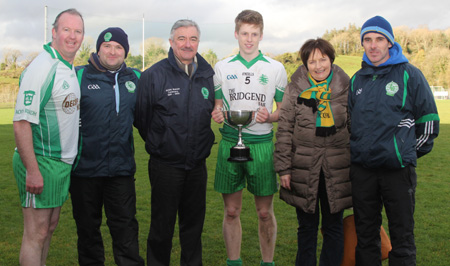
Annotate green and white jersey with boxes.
[214,52,287,138]
[13,43,80,164]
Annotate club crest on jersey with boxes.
[62,80,70,90]
[385,81,399,96]
[259,74,269,85]
[23,90,35,106]
[125,81,136,93]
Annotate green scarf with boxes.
[297,71,336,137]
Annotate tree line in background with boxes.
[2,25,450,88]
[330,24,450,88]
[274,24,450,88]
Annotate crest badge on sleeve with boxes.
[23,90,35,106]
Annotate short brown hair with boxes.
[235,10,264,34]
[52,8,84,33]
[299,38,336,70]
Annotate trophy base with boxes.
[228,146,253,162]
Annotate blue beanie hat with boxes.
[360,16,394,45]
[96,27,129,58]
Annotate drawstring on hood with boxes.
[114,72,120,114]
[88,52,125,114]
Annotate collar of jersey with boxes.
[43,42,73,69]
[229,50,269,69]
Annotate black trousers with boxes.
[70,176,144,266]
[296,170,344,266]
[350,164,417,266]
[147,159,207,266]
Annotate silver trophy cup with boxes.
[223,110,256,162]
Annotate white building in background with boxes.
[431,86,449,100]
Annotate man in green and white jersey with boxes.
[12,8,83,266]
[211,9,287,266]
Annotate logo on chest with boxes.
[125,81,136,93]
[385,81,399,96]
[88,84,101,90]
[62,93,79,114]
[259,74,269,85]
[166,88,181,96]
[201,87,209,99]
[62,80,70,90]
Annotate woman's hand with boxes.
[280,174,291,190]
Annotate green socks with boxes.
[226,258,243,266]
[260,261,275,266]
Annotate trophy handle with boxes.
[221,107,235,129]
[244,107,259,128]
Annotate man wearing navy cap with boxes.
[70,27,144,266]
[348,16,439,266]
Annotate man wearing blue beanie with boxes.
[360,15,394,46]
[70,27,144,266]
[348,16,440,266]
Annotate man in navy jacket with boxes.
[70,27,144,266]
[348,16,439,266]
[135,19,215,266]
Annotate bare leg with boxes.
[222,190,243,260]
[41,207,61,265]
[255,195,277,263]
[20,207,57,266]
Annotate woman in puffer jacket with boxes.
[274,38,352,266]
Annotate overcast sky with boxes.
[1,0,449,62]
